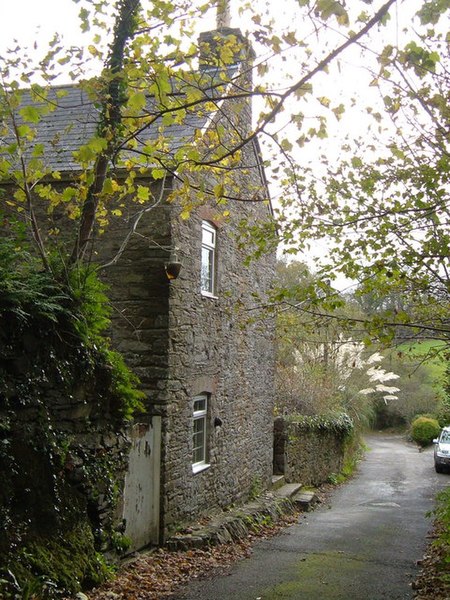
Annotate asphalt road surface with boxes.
[170,433,449,600]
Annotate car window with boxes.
[440,431,450,443]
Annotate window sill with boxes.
[192,463,211,474]
[201,291,218,300]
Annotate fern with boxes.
[66,265,111,341]
[0,238,145,420]
[0,241,70,327]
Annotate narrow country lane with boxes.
[170,433,449,600]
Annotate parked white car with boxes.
[433,426,450,473]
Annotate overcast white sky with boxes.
[0,1,81,48]
[0,0,422,289]
[0,0,221,53]
[0,1,413,117]
[0,0,387,159]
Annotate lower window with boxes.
[192,394,210,473]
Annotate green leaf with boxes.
[32,143,45,157]
[151,168,166,180]
[0,159,10,176]
[281,139,293,152]
[417,0,450,25]
[102,178,114,194]
[316,0,349,23]
[283,31,298,46]
[332,104,345,120]
[79,7,90,32]
[62,187,77,202]
[128,91,146,112]
[74,137,108,163]
[17,124,32,139]
[214,183,224,198]
[294,83,313,99]
[136,186,150,203]
[89,137,108,153]
[19,106,41,124]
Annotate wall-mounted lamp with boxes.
[165,250,183,281]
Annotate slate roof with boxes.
[7,81,215,176]
[1,62,271,209]
[20,85,99,173]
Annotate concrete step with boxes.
[271,474,285,490]
[273,482,303,499]
[292,489,319,511]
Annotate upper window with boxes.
[192,394,210,473]
[201,221,216,296]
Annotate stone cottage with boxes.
[112,28,277,549]
[3,27,276,551]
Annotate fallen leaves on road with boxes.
[85,512,299,600]
[88,544,250,600]
[413,521,450,600]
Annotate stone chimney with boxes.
[197,1,255,135]
[217,0,231,28]
[198,0,254,75]
[198,27,255,72]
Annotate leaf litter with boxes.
[84,512,300,600]
[413,519,450,600]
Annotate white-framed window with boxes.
[201,221,216,296]
[192,394,210,473]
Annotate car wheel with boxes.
[435,463,444,473]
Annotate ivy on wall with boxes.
[0,238,144,597]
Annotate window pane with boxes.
[201,247,213,293]
[193,431,204,453]
[202,228,215,246]
[193,445,204,465]
[193,422,204,447]
[193,394,208,467]
[201,222,216,295]
[194,397,206,413]
[193,416,205,464]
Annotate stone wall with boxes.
[99,151,276,538]
[273,417,347,486]
[161,196,276,531]
[0,312,131,593]
[97,183,173,546]
[100,180,173,407]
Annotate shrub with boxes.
[288,412,354,437]
[411,416,441,447]
[432,486,450,555]
[414,413,438,420]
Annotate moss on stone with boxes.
[260,551,365,599]
[1,522,112,597]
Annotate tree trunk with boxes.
[70,0,141,265]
